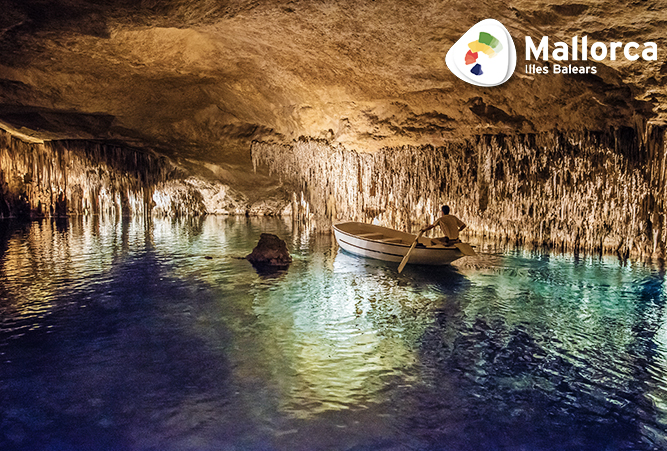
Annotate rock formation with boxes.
[0,129,288,218]
[246,233,292,269]
[0,129,172,218]
[252,124,667,258]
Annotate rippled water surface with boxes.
[2,216,667,450]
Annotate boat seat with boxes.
[380,237,404,243]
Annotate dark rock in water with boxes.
[246,233,292,268]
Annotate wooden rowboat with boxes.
[333,222,474,266]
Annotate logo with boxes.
[523,36,656,75]
[446,19,517,87]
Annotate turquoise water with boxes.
[1,216,667,450]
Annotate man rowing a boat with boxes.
[420,205,466,245]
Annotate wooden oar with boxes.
[398,230,424,273]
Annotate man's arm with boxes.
[456,217,466,231]
[421,221,437,232]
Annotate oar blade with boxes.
[398,230,424,273]
[397,243,416,273]
[454,242,476,256]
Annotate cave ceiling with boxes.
[0,0,665,168]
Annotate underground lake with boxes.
[1,215,666,450]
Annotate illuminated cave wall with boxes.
[0,130,177,218]
[252,124,667,257]
[4,122,667,258]
[0,129,282,219]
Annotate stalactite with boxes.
[151,177,252,217]
[0,129,290,219]
[0,129,176,218]
[251,126,667,258]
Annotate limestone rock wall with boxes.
[0,129,274,218]
[0,129,173,218]
[252,125,667,258]
[151,177,249,217]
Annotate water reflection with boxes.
[246,251,468,419]
[0,217,148,339]
[1,216,667,450]
[422,252,667,449]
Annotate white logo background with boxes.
[446,19,517,87]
